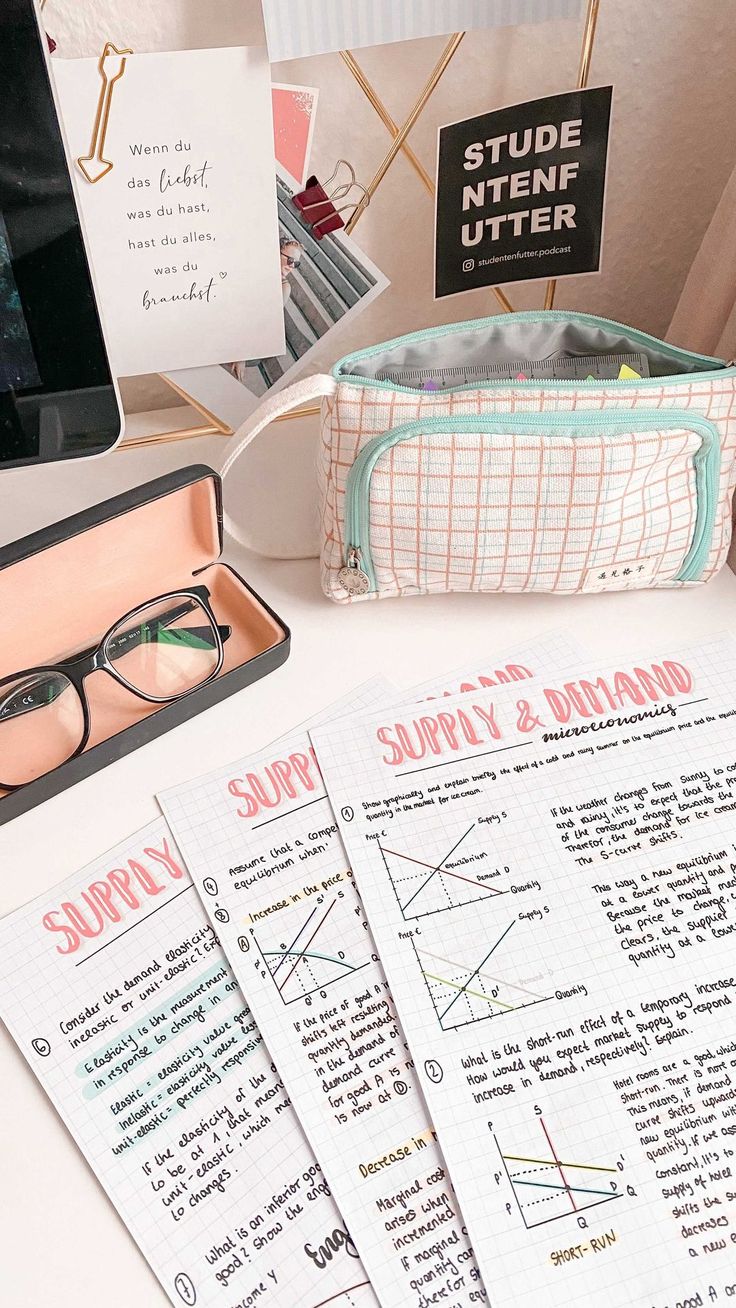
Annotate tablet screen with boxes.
[0,0,121,467]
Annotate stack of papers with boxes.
[3,628,736,1308]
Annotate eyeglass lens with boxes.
[0,594,221,788]
[0,672,85,786]
[104,594,220,700]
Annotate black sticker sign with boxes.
[434,85,613,298]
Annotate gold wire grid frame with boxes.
[80,0,599,447]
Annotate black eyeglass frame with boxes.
[0,584,227,791]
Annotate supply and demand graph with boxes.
[378,822,509,920]
[253,894,373,1005]
[413,918,552,1032]
[495,1115,622,1229]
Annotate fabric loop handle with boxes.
[220,373,336,557]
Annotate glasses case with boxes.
[0,464,290,824]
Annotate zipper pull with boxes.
[338,547,371,596]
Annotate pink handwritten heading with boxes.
[42,838,185,955]
[227,747,321,821]
[376,661,694,767]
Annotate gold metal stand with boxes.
[41,1,600,445]
[338,51,433,194]
[345,32,465,232]
[118,377,233,450]
[154,31,477,442]
[543,0,602,309]
[339,43,514,315]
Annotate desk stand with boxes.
[146,4,602,445]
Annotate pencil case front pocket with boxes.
[335,411,720,601]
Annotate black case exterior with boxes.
[0,465,290,825]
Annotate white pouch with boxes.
[221,311,736,603]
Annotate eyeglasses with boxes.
[0,585,230,790]
[282,255,301,268]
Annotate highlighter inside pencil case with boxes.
[320,310,736,602]
[0,466,290,824]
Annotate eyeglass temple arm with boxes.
[4,599,230,686]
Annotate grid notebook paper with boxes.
[311,637,736,1308]
[160,635,581,1308]
[0,819,377,1308]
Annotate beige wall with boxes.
[51,0,736,412]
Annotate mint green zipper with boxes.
[343,411,721,593]
[334,309,731,393]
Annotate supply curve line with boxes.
[438,920,516,1022]
[418,947,546,1001]
[278,899,336,992]
[380,842,505,898]
[540,1116,578,1213]
[398,824,478,913]
[270,902,320,979]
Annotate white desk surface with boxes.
[2,433,736,1306]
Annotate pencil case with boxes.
[221,310,736,603]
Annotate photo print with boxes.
[167,170,388,424]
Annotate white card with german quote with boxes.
[311,637,736,1308]
[52,47,284,376]
[0,818,378,1308]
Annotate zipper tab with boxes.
[338,547,371,596]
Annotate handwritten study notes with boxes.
[0,819,377,1308]
[52,47,284,376]
[160,634,580,1308]
[261,0,583,62]
[312,638,736,1308]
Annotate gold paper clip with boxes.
[76,42,132,184]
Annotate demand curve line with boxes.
[380,845,504,897]
[265,948,355,972]
[512,1179,616,1199]
[418,947,546,1001]
[400,824,477,913]
[503,1152,617,1174]
[421,969,515,1012]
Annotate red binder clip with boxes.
[293,160,369,239]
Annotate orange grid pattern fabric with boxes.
[320,379,736,602]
